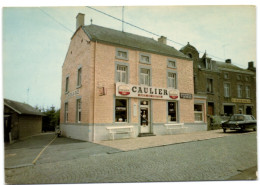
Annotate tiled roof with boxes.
[4,99,44,116]
[82,24,190,60]
[215,61,254,74]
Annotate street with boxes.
[5,130,257,183]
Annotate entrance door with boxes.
[246,106,252,115]
[140,100,150,133]
[208,102,214,116]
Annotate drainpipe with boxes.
[92,41,97,142]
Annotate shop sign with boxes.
[231,98,251,104]
[180,93,193,99]
[66,89,79,99]
[116,83,180,100]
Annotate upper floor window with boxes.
[77,67,82,87]
[237,74,242,80]
[65,76,69,93]
[224,83,230,97]
[168,72,176,88]
[116,48,128,60]
[116,65,128,83]
[237,84,243,98]
[206,59,212,70]
[139,53,151,64]
[167,59,176,69]
[207,78,213,93]
[245,86,250,98]
[245,76,249,81]
[65,102,69,123]
[140,68,150,86]
[224,73,229,79]
[76,99,82,123]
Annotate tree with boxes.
[40,106,60,132]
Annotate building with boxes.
[180,42,256,123]
[4,99,43,143]
[60,13,207,142]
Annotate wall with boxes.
[19,115,42,139]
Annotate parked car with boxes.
[221,114,257,133]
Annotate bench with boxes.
[106,126,134,140]
[164,123,187,135]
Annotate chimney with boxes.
[76,13,85,30]
[158,36,167,45]
[248,61,254,68]
[225,59,231,64]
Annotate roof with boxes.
[4,99,44,116]
[81,24,190,60]
[179,42,198,53]
[215,61,254,74]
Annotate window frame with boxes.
[139,53,151,64]
[65,75,69,93]
[237,74,242,81]
[115,98,128,123]
[139,65,152,86]
[206,78,213,93]
[77,67,82,88]
[194,104,204,123]
[224,83,230,97]
[115,61,130,84]
[224,72,229,79]
[76,98,82,123]
[167,101,178,123]
[65,102,69,123]
[245,85,250,98]
[237,84,243,98]
[115,48,129,61]
[206,59,212,70]
[167,59,177,69]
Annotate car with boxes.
[221,114,257,133]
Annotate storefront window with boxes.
[168,102,177,122]
[115,99,128,122]
[194,104,203,122]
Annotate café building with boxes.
[60,13,207,142]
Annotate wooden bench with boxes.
[106,126,134,140]
[164,123,187,134]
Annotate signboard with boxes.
[180,93,193,99]
[231,98,251,104]
[66,89,79,99]
[116,83,180,100]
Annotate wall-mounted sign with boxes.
[231,98,251,104]
[116,83,180,100]
[66,89,79,99]
[180,93,193,99]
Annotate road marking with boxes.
[32,135,57,165]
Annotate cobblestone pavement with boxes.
[5,131,257,184]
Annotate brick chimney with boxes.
[158,36,167,45]
[248,61,256,72]
[76,13,85,30]
[225,59,231,64]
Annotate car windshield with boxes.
[230,115,244,121]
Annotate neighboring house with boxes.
[180,42,256,121]
[60,13,207,142]
[4,99,43,143]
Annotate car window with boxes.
[230,115,244,121]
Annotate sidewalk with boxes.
[96,129,244,151]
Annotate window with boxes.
[115,99,128,122]
[76,99,81,123]
[237,84,243,98]
[245,86,250,98]
[168,72,176,88]
[139,53,151,64]
[65,76,69,93]
[65,103,68,123]
[224,73,229,79]
[224,83,230,97]
[116,65,127,83]
[194,104,203,122]
[237,75,242,80]
[77,68,82,87]
[207,78,213,93]
[167,59,176,68]
[206,59,212,70]
[245,76,249,81]
[116,48,128,60]
[140,68,150,86]
[188,53,192,59]
[168,102,177,122]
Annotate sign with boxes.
[231,98,251,104]
[180,93,193,99]
[66,89,79,99]
[116,83,180,100]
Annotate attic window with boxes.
[116,48,128,60]
[206,59,212,70]
[167,59,177,69]
[188,53,192,58]
[139,53,151,64]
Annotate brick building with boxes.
[180,42,256,122]
[4,99,43,143]
[60,13,207,142]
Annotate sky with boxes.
[2,1,257,109]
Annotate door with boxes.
[140,100,150,133]
[4,115,11,142]
[208,103,214,116]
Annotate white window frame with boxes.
[245,86,250,98]
[140,68,150,86]
[115,98,128,123]
[224,72,229,79]
[116,65,128,83]
[139,53,151,64]
[116,48,128,60]
[224,83,230,97]
[237,74,242,80]
[168,72,176,88]
[194,104,204,123]
[77,67,82,88]
[206,59,212,70]
[207,78,213,93]
[65,76,69,93]
[65,102,68,123]
[167,59,177,69]
[76,99,82,123]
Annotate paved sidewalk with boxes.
[96,129,250,151]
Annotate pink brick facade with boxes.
[60,20,207,142]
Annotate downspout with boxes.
[92,41,97,142]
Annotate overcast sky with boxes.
[2,3,257,109]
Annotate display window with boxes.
[115,99,128,123]
[168,102,177,122]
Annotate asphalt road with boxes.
[4,131,257,183]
